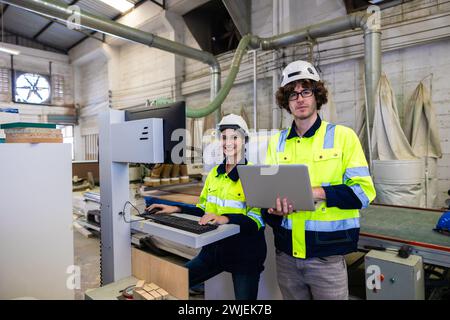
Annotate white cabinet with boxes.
[0,143,74,299]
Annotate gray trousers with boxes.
[276,250,349,300]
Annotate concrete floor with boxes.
[73,230,101,300]
[72,228,365,300]
[72,224,448,300]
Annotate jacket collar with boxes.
[216,158,248,182]
[287,114,322,139]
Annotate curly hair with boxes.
[275,79,328,113]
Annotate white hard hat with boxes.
[218,113,249,136]
[280,60,321,87]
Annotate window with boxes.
[83,134,98,161]
[13,71,51,104]
[58,125,74,160]
[0,68,10,101]
[52,75,64,105]
[0,69,9,92]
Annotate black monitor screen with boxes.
[125,101,186,164]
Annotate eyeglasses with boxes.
[287,89,315,101]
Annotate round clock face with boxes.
[15,73,51,104]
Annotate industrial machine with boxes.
[365,250,425,300]
[360,204,449,299]
[359,205,450,269]
[98,102,240,285]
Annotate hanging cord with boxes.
[363,74,374,172]
[119,201,146,223]
[119,202,169,257]
[422,73,433,207]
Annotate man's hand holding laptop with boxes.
[267,187,325,216]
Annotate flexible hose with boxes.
[186,34,252,118]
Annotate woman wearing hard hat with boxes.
[146,114,266,300]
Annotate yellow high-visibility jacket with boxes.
[196,162,266,272]
[263,117,376,258]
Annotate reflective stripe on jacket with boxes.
[197,165,265,229]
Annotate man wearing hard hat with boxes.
[262,60,376,300]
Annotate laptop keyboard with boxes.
[141,214,218,234]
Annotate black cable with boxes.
[120,201,146,223]
[141,237,169,257]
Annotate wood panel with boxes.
[145,190,199,205]
[72,161,99,183]
[131,248,189,300]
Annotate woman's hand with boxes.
[199,213,229,225]
[145,203,180,215]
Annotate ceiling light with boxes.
[99,0,134,13]
[0,47,20,55]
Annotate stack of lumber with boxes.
[133,280,169,300]
[0,122,62,143]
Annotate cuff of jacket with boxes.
[180,205,204,217]
[323,184,363,209]
[223,214,259,234]
[261,208,282,228]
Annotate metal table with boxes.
[359,204,450,268]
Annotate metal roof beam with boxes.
[0,3,9,18]
[3,27,67,53]
[150,0,165,10]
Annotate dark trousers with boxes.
[185,256,260,300]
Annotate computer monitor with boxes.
[125,101,186,164]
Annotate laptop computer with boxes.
[237,164,316,211]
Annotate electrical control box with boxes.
[111,118,163,163]
[365,250,424,300]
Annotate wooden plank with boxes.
[135,280,145,289]
[131,248,189,300]
[144,190,199,205]
[143,284,155,293]
[132,288,147,300]
[152,193,199,205]
[144,283,159,291]
[73,221,93,238]
[5,137,63,143]
[156,288,169,299]
[148,290,162,300]
[141,291,155,300]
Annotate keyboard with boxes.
[142,214,218,234]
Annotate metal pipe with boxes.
[4,0,382,130]
[252,50,257,130]
[186,35,252,118]
[364,29,382,134]
[249,13,367,50]
[2,0,221,117]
